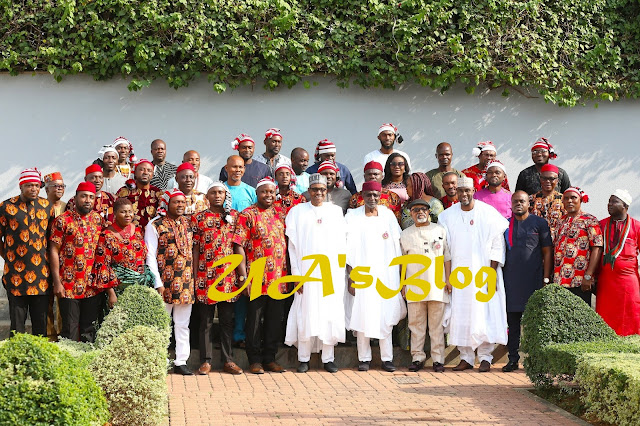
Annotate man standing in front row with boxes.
[346,181,406,372]
[285,174,347,373]
[400,199,451,373]
[438,177,509,372]
[146,189,195,375]
[501,191,553,372]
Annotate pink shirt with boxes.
[475,188,512,219]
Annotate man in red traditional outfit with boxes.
[117,159,164,232]
[462,141,510,192]
[596,189,640,335]
[66,164,115,223]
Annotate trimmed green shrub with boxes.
[576,353,640,426]
[89,326,168,426]
[95,284,170,348]
[521,284,618,387]
[0,334,109,425]
[56,338,100,368]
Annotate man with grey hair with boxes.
[285,173,348,373]
[437,176,509,372]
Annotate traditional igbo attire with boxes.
[52,202,66,217]
[515,165,571,195]
[438,200,509,365]
[150,162,177,190]
[0,196,54,336]
[274,190,306,224]
[191,208,240,365]
[474,188,512,220]
[219,160,271,188]
[50,210,105,342]
[345,205,406,362]
[116,184,163,231]
[503,215,553,363]
[530,190,565,241]
[146,212,194,367]
[285,202,348,363]
[441,196,459,210]
[400,223,451,365]
[596,216,640,335]
[183,191,209,215]
[461,164,510,192]
[115,163,132,179]
[93,225,148,293]
[426,168,466,199]
[66,190,116,223]
[349,189,402,222]
[233,204,287,366]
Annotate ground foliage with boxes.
[1,0,640,106]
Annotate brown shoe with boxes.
[198,362,212,375]
[264,361,286,373]
[224,362,243,375]
[479,360,491,372]
[249,363,264,374]
[452,360,474,371]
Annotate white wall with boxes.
[1,73,639,220]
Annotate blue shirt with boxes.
[224,182,257,212]
[295,172,310,194]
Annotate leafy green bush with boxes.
[89,326,168,426]
[0,334,109,425]
[521,284,618,387]
[95,284,170,348]
[56,338,100,368]
[576,353,640,426]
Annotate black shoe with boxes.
[173,365,194,376]
[297,362,309,373]
[408,360,425,372]
[382,361,396,372]
[502,361,520,372]
[432,362,445,373]
[358,361,371,371]
[324,362,338,373]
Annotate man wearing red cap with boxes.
[49,182,105,342]
[363,123,412,171]
[306,139,357,195]
[346,181,406,372]
[44,172,66,217]
[253,128,292,176]
[349,161,402,221]
[462,141,510,192]
[529,164,566,241]
[0,169,55,337]
[117,159,164,231]
[175,162,208,215]
[220,134,270,188]
[168,150,214,194]
[66,164,116,223]
[145,189,195,375]
[304,161,351,214]
[273,164,306,225]
[233,177,288,374]
[150,139,177,190]
[553,187,603,304]
[515,137,571,195]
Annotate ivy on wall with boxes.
[1,0,639,107]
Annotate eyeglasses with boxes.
[532,149,548,155]
[540,176,558,182]
[48,184,66,189]
[390,162,405,167]
[309,187,327,193]
[411,207,429,213]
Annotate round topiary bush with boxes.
[89,325,168,426]
[0,334,110,425]
[521,284,618,387]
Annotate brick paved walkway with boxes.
[167,365,581,425]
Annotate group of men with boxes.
[1,124,638,378]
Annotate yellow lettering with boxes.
[450,267,472,289]
[433,255,446,290]
[267,255,334,299]
[475,267,497,302]
[206,254,244,302]
[389,254,431,302]
[349,266,373,289]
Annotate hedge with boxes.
[576,353,640,426]
[2,0,640,106]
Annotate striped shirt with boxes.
[150,162,177,190]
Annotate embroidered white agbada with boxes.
[284,202,348,351]
[437,200,509,349]
[345,205,407,339]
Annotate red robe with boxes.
[596,217,640,336]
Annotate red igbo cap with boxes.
[76,181,96,194]
[85,164,102,177]
[362,181,382,192]
[318,161,339,173]
[176,162,195,174]
[364,161,383,172]
[540,164,559,174]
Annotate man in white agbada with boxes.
[437,177,509,372]
[284,174,347,373]
[346,181,407,372]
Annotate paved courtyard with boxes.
[167,364,583,425]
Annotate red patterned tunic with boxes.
[349,189,402,221]
[147,215,194,304]
[191,210,240,304]
[274,190,306,224]
[0,196,54,296]
[93,225,147,290]
[50,210,105,299]
[461,164,510,192]
[232,205,287,295]
[66,190,116,224]
[116,185,163,231]
[530,190,566,242]
[553,212,603,288]
[440,196,459,210]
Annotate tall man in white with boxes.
[285,174,348,373]
[437,177,509,372]
[346,181,406,372]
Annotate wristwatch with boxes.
[584,274,593,281]
[543,278,550,284]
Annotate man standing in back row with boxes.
[426,142,466,199]
[515,138,571,195]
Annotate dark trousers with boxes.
[198,302,235,364]
[7,293,49,337]
[568,286,592,305]
[59,295,101,342]
[246,296,285,365]
[233,295,248,342]
[506,311,523,363]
